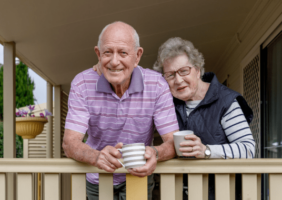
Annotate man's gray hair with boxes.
[97,21,140,49]
[153,37,205,76]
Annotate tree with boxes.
[0,61,36,119]
[0,61,36,158]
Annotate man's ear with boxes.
[94,46,101,61]
[134,47,144,68]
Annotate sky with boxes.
[0,44,47,105]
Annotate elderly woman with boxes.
[153,37,255,200]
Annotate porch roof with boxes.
[0,0,256,93]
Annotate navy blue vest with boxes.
[173,72,253,145]
[173,72,253,200]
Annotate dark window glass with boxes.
[261,31,282,200]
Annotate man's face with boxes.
[95,25,143,89]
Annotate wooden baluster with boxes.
[17,173,33,200]
[175,174,183,200]
[230,174,235,200]
[37,173,42,200]
[203,174,209,200]
[71,174,86,200]
[44,173,60,200]
[161,174,175,200]
[99,174,113,200]
[269,174,282,200]
[242,174,258,200]
[215,174,235,200]
[126,174,147,200]
[188,174,206,200]
[0,173,5,200]
[257,174,261,200]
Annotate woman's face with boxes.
[163,54,201,101]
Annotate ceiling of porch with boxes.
[0,0,257,93]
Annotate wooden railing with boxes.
[1,158,282,200]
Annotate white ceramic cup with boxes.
[117,143,146,169]
[173,130,194,157]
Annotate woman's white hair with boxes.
[153,37,205,77]
[97,21,140,49]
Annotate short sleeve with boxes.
[65,77,90,134]
[153,77,179,135]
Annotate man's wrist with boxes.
[151,146,159,161]
[93,151,101,166]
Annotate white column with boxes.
[3,42,16,200]
[46,82,53,158]
[54,85,61,158]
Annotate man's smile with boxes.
[108,68,123,72]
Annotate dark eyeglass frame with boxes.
[163,66,192,80]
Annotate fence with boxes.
[0,159,282,200]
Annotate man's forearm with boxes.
[155,139,175,161]
[63,141,100,166]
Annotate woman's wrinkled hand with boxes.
[179,134,206,158]
[92,62,102,76]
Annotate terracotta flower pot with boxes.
[16,117,48,139]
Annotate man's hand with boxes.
[127,146,157,177]
[179,134,206,158]
[63,130,125,172]
[95,142,124,173]
[93,62,102,76]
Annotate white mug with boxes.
[117,143,146,169]
[173,130,194,158]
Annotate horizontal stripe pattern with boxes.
[66,66,179,185]
[209,100,255,159]
[185,99,255,159]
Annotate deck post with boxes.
[46,82,53,158]
[54,85,61,158]
[3,42,16,200]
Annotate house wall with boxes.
[213,1,282,93]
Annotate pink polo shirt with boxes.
[65,66,179,185]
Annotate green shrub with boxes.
[16,134,23,158]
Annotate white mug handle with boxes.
[117,149,125,168]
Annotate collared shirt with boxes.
[65,66,179,185]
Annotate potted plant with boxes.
[15,105,52,139]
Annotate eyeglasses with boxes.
[163,66,192,80]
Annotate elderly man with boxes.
[63,21,179,200]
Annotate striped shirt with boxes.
[185,99,255,159]
[65,66,179,185]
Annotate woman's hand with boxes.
[92,62,102,76]
[179,134,206,158]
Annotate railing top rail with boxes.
[0,158,282,173]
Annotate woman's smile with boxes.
[177,86,187,92]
